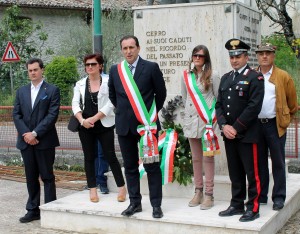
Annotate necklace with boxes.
[88,76,102,106]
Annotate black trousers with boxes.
[224,139,261,212]
[118,131,162,207]
[21,146,56,214]
[79,127,125,188]
[258,118,287,203]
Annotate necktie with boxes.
[233,71,239,81]
[128,64,134,74]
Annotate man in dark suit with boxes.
[108,35,166,218]
[13,58,60,223]
[215,39,264,222]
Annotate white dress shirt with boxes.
[258,66,276,118]
[31,80,43,108]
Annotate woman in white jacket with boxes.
[72,53,126,203]
[181,45,220,210]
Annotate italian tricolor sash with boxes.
[159,129,178,185]
[117,60,159,164]
[183,70,220,156]
[139,129,178,185]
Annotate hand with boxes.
[22,132,39,145]
[222,125,237,139]
[82,117,95,129]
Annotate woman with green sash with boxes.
[181,45,220,210]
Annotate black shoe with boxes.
[19,212,40,223]
[273,201,284,211]
[239,210,260,222]
[152,207,163,218]
[99,184,109,194]
[121,204,142,217]
[219,206,245,217]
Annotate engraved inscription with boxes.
[145,31,191,82]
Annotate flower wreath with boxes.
[160,95,193,185]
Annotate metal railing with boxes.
[0,106,298,158]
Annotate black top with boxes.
[82,79,114,132]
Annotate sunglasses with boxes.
[192,54,205,59]
[85,63,98,67]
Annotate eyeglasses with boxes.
[192,54,205,59]
[85,63,98,67]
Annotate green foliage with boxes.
[161,96,193,185]
[263,34,300,103]
[44,56,79,105]
[56,9,133,75]
[0,94,14,106]
[0,5,53,104]
[56,19,93,76]
[262,34,300,71]
[102,9,134,72]
[70,164,85,172]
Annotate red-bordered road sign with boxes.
[1,41,20,62]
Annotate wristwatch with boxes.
[32,131,37,137]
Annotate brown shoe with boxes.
[200,195,214,210]
[117,186,127,202]
[90,187,99,203]
[188,188,203,207]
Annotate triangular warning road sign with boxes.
[2,41,20,62]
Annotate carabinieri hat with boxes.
[225,38,250,56]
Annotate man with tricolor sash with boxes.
[216,38,264,222]
[108,35,166,218]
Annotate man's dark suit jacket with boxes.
[13,81,60,150]
[108,57,167,135]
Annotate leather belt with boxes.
[259,117,276,124]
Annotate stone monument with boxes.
[134,0,261,100]
[132,0,261,178]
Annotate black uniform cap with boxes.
[225,38,250,56]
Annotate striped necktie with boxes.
[128,64,134,74]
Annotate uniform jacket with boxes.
[264,66,298,137]
[13,81,60,150]
[181,70,220,138]
[108,57,167,136]
[71,74,115,128]
[215,65,264,143]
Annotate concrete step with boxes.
[40,173,300,234]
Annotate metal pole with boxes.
[93,0,103,54]
[10,63,13,96]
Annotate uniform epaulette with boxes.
[242,69,250,76]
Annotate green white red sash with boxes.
[139,129,178,185]
[159,129,178,185]
[183,70,220,156]
[117,60,159,164]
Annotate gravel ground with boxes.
[277,210,300,234]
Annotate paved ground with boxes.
[0,179,80,234]
[0,179,299,234]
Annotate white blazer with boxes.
[71,74,115,127]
